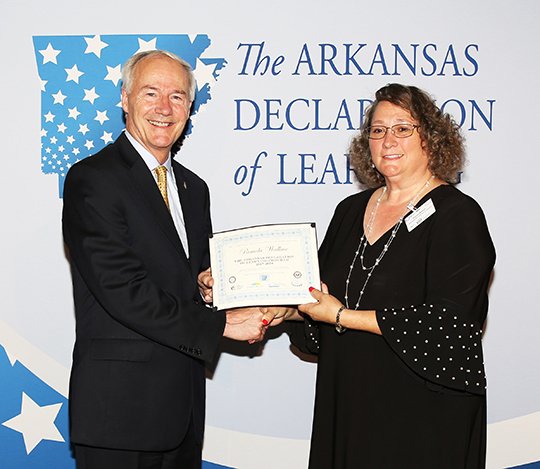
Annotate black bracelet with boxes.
[335,305,347,334]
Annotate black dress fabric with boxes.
[292,185,495,469]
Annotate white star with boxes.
[187,34,198,44]
[39,77,47,92]
[58,145,65,152]
[40,128,48,137]
[44,111,55,123]
[68,107,81,120]
[83,87,100,105]
[57,123,67,133]
[84,35,108,58]
[73,148,80,155]
[193,58,217,90]
[52,90,67,105]
[105,64,122,86]
[2,393,64,454]
[45,147,51,154]
[78,124,90,135]
[100,131,114,144]
[65,64,84,84]
[66,135,75,144]
[39,43,61,64]
[136,37,157,53]
[94,110,109,125]
[50,136,58,144]
[84,140,94,150]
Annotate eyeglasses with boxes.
[366,124,420,140]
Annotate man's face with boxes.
[122,55,192,163]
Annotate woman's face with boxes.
[368,101,430,183]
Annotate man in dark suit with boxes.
[62,50,264,469]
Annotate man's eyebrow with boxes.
[140,85,187,95]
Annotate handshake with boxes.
[197,268,343,344]
[197,268,299,343]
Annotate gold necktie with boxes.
[154,166,170,210]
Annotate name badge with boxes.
[405,198,436,232]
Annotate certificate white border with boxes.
[209,223,320,310]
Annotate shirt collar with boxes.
[124,130,172,173]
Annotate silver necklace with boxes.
[344,175,434,310]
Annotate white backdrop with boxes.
[1,1,539,468]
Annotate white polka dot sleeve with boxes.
[377,304,485,394]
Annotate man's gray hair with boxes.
[121,50,196,101]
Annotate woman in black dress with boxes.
[287,84,495,468]
[198,83,495,468]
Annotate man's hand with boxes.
[223,307,265,342]
[197,267,214,303]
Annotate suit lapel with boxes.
[116,134,188,261]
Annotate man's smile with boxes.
[147,119,174,127]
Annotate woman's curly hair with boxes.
[349,84,465,188]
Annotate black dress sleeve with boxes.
[288,195,360,355]
[376,193,495,394]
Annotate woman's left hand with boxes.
[298,283,344,324]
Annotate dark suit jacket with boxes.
[62,132,225,451]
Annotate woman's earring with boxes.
[371,162,375,168]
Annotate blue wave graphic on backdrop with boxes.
[0,339,234,468]
[509,462,540,468]
[33,34,226,197]
[0,345,72,468]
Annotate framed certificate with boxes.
[209,223,320,310]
